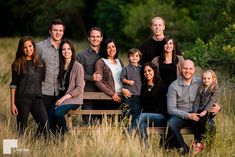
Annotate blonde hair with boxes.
[128,48,142,60]
[201,70,218,91]
[151,16,165,26]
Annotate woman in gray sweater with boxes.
[49,40,85,135]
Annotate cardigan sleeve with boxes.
[95,59,115,97]
[205,87,221,111]
[152,57,159,67]
[67,62,85,97]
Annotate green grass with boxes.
[0,37,234,157]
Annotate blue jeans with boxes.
[49,104,80,135]
[167,116,192,153]
[138,113,166,142]
[123,95,141,128]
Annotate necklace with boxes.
[147,85,154,92]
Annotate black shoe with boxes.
[177,146,189,156]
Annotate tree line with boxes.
[1,0,235,76]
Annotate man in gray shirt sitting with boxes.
[167,60,221,155]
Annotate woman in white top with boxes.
[95,38,124,109]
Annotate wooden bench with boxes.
[66,92,122,129]
[66,92,194,135]
[147,127,193,135]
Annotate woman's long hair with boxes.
[141,62,162,90]
[99,38,119,59]
[158,35,178,65]
[58,39,76,82]
[11,36,39,75]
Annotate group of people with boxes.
[10,16,221,155]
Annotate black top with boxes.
[11,60,45,99]
[140,81,167,115]
[139,37,182,65]
[159,63,177,88]
[139,38,164,64]
[58,69,70,97]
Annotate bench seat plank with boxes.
[68,109,122,115]
[147,127,193,134]
[84,92,112,100]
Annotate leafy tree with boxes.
[120,0,198,49]
[94,0,132,50]
[184,24,235,78]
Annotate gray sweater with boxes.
[62,61,85,105]
[193,86,220,112]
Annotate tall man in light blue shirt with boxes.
[167,60,221,155]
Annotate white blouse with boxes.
[103,58,123,92]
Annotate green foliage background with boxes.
[0,0,235,76]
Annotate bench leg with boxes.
[67,114,72,130]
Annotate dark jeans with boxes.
[15,96,48,137]
[167,115,216,152]
[193,112,216,143]
[42,95,57,116]
[123,95,141,128]
[167,116,192,153]
[49,104,80,135]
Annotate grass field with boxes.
[0,37,234,157]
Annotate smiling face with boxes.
[182,60,195,82]
[61,43,72,60]
[129,52,141,65]
[164,39,174,53]
[144,65,154,81]
[151,18,165,37]
[88,30,103,48]
[202,72,214,88]
[107,42,117,59]
[50,24,64,42]
[23,40,35,60]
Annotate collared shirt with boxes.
[77,47,100,92]
[120,64,142,95]
[36,38,60,96]
[167,76,201,119]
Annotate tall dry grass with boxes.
[0,37,234,157]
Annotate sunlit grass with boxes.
[0,37,234,157]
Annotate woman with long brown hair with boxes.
[10,36,48,136]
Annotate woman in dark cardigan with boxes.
[137,62,167,143]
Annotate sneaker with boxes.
[194,142,204,154]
